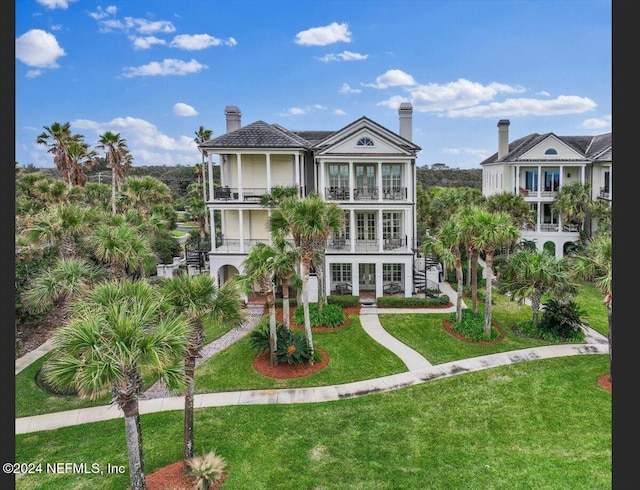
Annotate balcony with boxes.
[382,186,406,201]
[353,186,378,200]
[599,187,611,200]
[325,186,351,200]
[212,237,269,253]
[212,187,275,202]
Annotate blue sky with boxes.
[15,0,611,170]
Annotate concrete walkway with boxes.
[15,281,609,435]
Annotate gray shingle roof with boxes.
[480,131,612,165]
[199,121,312,149]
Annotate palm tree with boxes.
[89,222,156,279]
[120,176,172,216]
[23,202,96,259]
[36,122,75,184]
[161,274,245,466]
[425,218,465,322]
[240,242,279,365]
[458,205,486,314]
[42,279,191,490]
[270,236,300,330]
[571,232,612,370]
[551,182,593,232]
[487,192,535,241]
[97,131,131,215]
[273,193,344,359]
[20,257,106,316]
[66,138,97,188]
[497,249,576,326]
[194,126,213,232]
[472,210,520,334]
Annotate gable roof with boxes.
[199,121,312,150]
[480,131,612,165]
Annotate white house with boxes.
[480,119,612,258]
[198,104,424,299]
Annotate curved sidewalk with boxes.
[16,342,608,435]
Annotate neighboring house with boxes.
[198,104,427,299]
[480,120,611,258]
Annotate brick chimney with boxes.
[225,106,242,133]
[398,102,413,141]
[497,119,510,159]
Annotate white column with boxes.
[537,165,541,197]
[237,154,243,200]
[351,261,359,296]
[319,160,325,199]
[378,161,383,201]
[350,209,355,252]
[210,208,216,247]
[266,153,272,192]
[375,262,383,299]
[349,161,354,201]
[294,154,300,196]
[239,209,244,252]
[378,211,383,252]
[208,153,214,202]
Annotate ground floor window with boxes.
[382,263,403,283]
[331,263,351,284]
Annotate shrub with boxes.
[187,451,227,490]
[293,303,346,328]
[248,322,284,353]
[538,299,586,341]
[275,329,313,364]
[376,295,450,308]
[448,309,499,342]
[152,233,181,264]
[327,295,360,307]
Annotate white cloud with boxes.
[364,69,417,89]
[130,36,167,50]
[537,90,551,96]
[37,0,78,9]
[173,103,198,116]
[334,109,347,116]
[121,58,208,77]
[317,51,368,62]
[581,114,611,129]
[26,69,43,78]
[132,19,177,35]
[72,117,201,165]
[277,105,327,116]
[340,83,361,94]
[170,34,237,50]
[446,95,597,118]
[16,29,66,69]
[295,22,351,46]
[88,6,117,20]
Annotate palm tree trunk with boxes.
[484,251,494,336]
[112,167,117,216]
[122,402,146,490]
[268,288,278,366]
[471,251,479,314]
[282,278,291,331]
[531,295,541,326]
[317,260,326,314]
[301,259,315,362]
[454,257,463,323]
[183,354,196,465]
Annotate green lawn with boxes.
[15,355,611,490]
[194,314,407,392]
[572,281,609,336]
[15,314,240,418]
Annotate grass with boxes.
[15,312,241,418]
[572,281,609,336]
[170,230,186,237]
[15,355,611,490]
[194,314,407,391]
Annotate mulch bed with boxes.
[442,318,505,345]
[140,461,226,490]
[597,373,612,392]
[252,347,329,379]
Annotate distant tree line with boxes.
[416,166,482,190]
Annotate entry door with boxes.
[359,263,376,291]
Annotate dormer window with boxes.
[357,137,374,146]
[544,148,558,155]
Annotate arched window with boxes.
[544,148,558,155]
[357,137,374,146]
